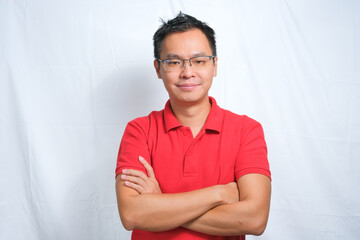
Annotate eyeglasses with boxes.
[156,56,215,72]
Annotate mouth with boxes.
[176,83,200,91]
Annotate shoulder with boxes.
[220,107,262,128]
[217,108,266,143]
[126,109,164,134]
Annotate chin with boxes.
[176,95,208,105]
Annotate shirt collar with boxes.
[164,97,222,133]
[204,97,222,133]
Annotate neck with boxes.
[170,97,211,137]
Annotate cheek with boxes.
[198,71,214,83]
[161,72,179,84]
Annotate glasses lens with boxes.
[164,59,183,71]
[162,56,213,71]
[190,56,212,70]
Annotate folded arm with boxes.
[116,156,239,232]
[183,173,271,236]
[118,156,271,236]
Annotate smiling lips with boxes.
[176,83,200,91]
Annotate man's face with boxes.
[154,29,217,106]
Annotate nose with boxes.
[182,59,192,68]
[180,60,195,78]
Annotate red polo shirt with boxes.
[115,97,271,240]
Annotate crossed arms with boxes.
[115,156,271,236]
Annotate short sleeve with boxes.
[115,117,152,177]
[235,118,271,181]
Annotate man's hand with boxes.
[119,157,270,236]
[121,156,239,201]
[121,156,162,194]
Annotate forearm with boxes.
[183,200,268,236]
[183,174,271,236]
[117,181,234,232]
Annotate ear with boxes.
[154,60,162,79]
[212,56,218,77]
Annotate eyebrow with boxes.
[165,52,208,59]
[165,54,181,59]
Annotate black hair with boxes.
[153,12,217,59]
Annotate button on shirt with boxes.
[115,97,271,240]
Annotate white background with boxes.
[1,0,359,239]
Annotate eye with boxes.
[192,57,208,65]
[195,60,205,64]
[166,60,181,65]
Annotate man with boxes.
[115,13,271,240]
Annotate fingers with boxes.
[121,171,148,194]
[121,168,148,193]
[139,156,155,178]
[122,168,147,178]
[122,178,146,193]
[121,173,147,187]
[121,156,162,194]
[122,156,154,179]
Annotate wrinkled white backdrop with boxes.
[1,0,359,239]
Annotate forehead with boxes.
[160,29,212,58]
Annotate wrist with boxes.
[215,182,239,205]
[213,185,228,205]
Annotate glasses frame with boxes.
[156,55,216,71]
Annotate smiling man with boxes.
[115,13,271,240]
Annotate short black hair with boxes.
[153,12,217,59]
